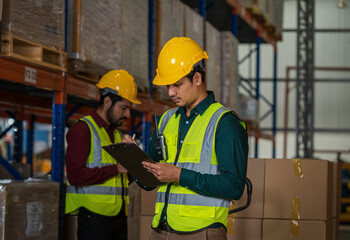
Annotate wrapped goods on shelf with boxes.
[156,0,185,54]
[154,0,185,101]
[2,0,65,49]
[221,31,240,112]
[238,0,268,22]
[0,179,59,240]
[206,21,221,101]
[184,5,204,48]
[67,0,122,78]
[121,0,149,94]
[267,0,283,38]
[1,0,66,71]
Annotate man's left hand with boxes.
[142,161,181,183]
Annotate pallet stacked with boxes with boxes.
[228,158,342,240]
[1,0,67,71]
[131,158,341,240]
[0,180,60,240]
[67,0,149,94]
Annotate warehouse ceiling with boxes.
[180,0,262,43]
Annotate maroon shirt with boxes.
[66,111,131,185]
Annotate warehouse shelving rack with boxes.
[226,0,279,158]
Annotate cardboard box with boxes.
[0,180,59,240]
[331,217,339,240]
[139,216,153,240]
[264,159,332,220]
[232,158,265,219]
[262,219,332,240]
[227,218,262,240]
[331,161,342,218]
[140,188,158,216]
[127,182,141,240]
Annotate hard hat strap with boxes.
[99,88,119,96]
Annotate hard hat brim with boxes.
[152,74,182,86]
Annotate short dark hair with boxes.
[185,60,206,84]
[98,92,123,108]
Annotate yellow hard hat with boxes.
[153,37,209,86]
[96,70,141,104]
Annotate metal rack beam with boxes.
[296,0,315,158]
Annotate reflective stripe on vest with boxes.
[152,104,231,232]
[156,191,228,207]
[65,116,129,216]
[66,117,125,196]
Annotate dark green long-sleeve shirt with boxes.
[146,91,248,200]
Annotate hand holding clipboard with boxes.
[102,143,162,187]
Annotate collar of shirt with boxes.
[175,91,216,118]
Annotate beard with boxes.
[107,105,126,127]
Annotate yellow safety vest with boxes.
[65,115,129,216]
[152,103,235,232]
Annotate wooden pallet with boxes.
[1,34,67,72]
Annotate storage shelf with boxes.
[226,0,279,47]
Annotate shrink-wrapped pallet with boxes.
[1,0,66,71]
[0,179,59,240]
[2,0,65,49]
[154,0,185,101]
[221,31,240,112]
[184,5,204,49]
[67,0,123,78]
[238,0,268,22]
[205,21,221,101]
[121,0,149,94]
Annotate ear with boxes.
[104,96,112,108]
[193,72,202,86]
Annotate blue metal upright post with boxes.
[51,72,66,240]
[254,35,261,158]
[13,119,23,163]
[198,0,206,49]
[142,112,151,151]
[272,47,278,158]
[51,95,66,183]
[230,8,238,37]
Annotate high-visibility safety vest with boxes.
[65,115,129,216]
[152,103,245,232]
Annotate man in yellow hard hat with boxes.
[65,70,140,240]
[142,37,248,240]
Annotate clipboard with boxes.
[102,142,161,187]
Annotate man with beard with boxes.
[65,70,141,240]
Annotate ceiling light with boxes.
[337,0,348,9]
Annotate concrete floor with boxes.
[339,225,350,240]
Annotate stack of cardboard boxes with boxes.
[137,158,341,240]
[228,158,341,240]
[0,180,60,240]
